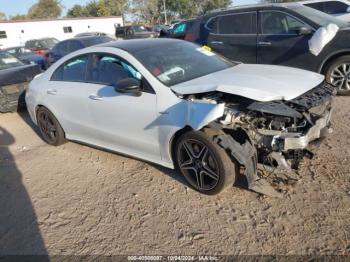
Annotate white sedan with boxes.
[26,39,334,197]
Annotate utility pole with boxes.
[163,0,168,25]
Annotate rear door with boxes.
[257,10,316,70]
[207,11,258,63]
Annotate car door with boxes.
[257,10,316,70]
[84,53,160,160]
[46,54,97,142]
[207,12,258,63]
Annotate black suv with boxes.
[188,3,350,95]
[115,25,156,40]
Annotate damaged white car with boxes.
[26,39,335,196]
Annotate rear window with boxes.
[0,52,23,70]
[217,12,257,34]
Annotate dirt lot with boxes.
[0,97,349,256]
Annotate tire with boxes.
[325,55,350,96]
[36,107,66,146]
[175,130,237,195]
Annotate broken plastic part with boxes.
[214,133,282,198]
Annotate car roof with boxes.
[102,38,185,54]
[204,2,303,16]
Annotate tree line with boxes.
[1,0,232,23]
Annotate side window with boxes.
[88,54,142,86]
[206,17,218,33]
[56,42,69,55]
[0,31,7,39]
[217,12,257,34]
[261,11,308,35]
[323,1,349,14]
[51,55,88,82]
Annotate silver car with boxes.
[26,39,334,197]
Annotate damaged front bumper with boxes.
[272,108,333,151]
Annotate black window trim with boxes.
[259,10,316,36]
[50,52,155,94]
[205,11,258,36]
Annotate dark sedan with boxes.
[3,46,46,69]
[0,51,41,112]
[46,35,114,67]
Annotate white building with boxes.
[0,16,123,48]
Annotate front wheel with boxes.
[325,55,350,96]
[176,130,238,195]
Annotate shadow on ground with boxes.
[0,126,48,256]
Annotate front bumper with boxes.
[272,109,333,151]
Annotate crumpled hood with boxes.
[171,64,325,102]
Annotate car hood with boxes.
[171,64,325,102]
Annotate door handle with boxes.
[258,41,272,46]
[89,94,103,101]
[159,111,169,115]
[211,41,223,45]
[47,89,57,95]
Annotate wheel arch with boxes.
[319,50,350,74]
[169,125,194,165]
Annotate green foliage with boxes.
[0,11,6,20]
[67,0,128,18]
[27,0,62,19]
[10,14,28,20]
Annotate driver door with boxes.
[84,53,160,161]
[257,10,316,71]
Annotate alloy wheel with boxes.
[37,110,58,144]
[178,139,220,191]
[330,63,350,91]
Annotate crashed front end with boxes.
[187,82,335,196]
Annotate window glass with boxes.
[51,55,88,82]
[0,52,23,70]
[218,12,257,34]
[63,26,73,33]
[206,17,218,33]
[134,41,235,87]
[305,2,325,12]
[261,11,307,35]
[323,1,349,14]
[0,31,7,39]
[56,42,69,54]
[88,54,141,86]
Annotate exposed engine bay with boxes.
[182,82,335,197]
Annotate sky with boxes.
[0,0,260,17]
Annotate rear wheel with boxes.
[37,107,66,146]
[176,130,237,195]
[325,55,350,96]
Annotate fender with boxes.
[318,49,350,73]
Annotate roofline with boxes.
[0,16,123,24]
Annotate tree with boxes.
[131,0,162,24]
[10,14,28,20]
[0,11,6,20]
[27,0,62,19]
[67,5,86,17]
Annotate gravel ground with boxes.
[0,97,349,256]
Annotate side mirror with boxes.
[296,26,313,36]
[114,78,142,97]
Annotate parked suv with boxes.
[115,25,156,40]
[187,3,350,95]
[25,38,59,56]
[300,0,350,21]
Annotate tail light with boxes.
[34,50,47,56]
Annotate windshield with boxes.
[134,41,235,86]
[40,38,59,49]
[293,5,348,28]
[0,52,24,70]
